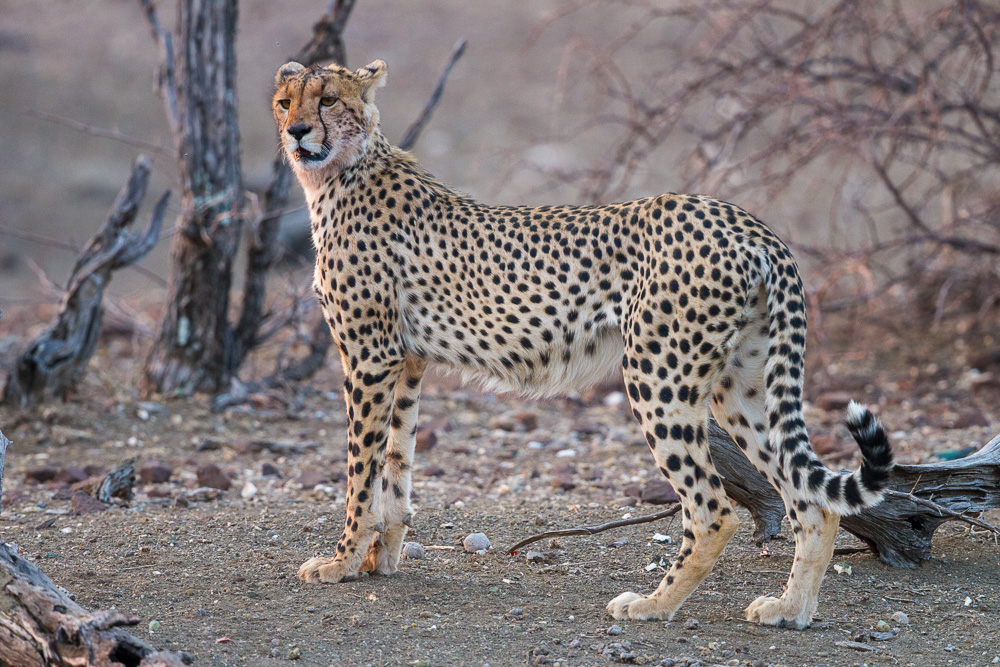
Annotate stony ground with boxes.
[2,317,1000,666]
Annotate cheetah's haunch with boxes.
[273,59,894,629]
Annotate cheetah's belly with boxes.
[398,288,624,398]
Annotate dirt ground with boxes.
[1,313,999,667]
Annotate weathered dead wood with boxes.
[706,421,1000,567]
[3,158,167,407]
[0,542,190,666]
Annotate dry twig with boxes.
[507,504,680,554]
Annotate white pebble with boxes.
[606,624,622,636]
[603,391,627,407]
[890,611,909,626]
[241,481,258,500]
[463,532,491,553]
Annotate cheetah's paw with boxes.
[745,595,812,629]
[297,556,359,584]
[606,592,645,620]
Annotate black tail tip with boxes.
[845,400,894,489]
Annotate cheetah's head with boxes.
[272,59,387,177]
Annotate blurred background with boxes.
[1,0,999,396]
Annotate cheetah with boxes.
[273,59,894,629]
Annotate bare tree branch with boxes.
[31,109,176,161]
[399,39,468,151]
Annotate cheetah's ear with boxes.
[276,62,305,85]
[354,59,387,103]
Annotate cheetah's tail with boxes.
[840,400,895,505]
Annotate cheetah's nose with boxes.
[287,123,310,140]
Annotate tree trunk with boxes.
[142,0,244,396]
[0,542,190,666]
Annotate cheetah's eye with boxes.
[321,96,338,107]
[277,99,291,110]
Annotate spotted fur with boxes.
[274,60,894,629]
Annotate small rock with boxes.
[871,631,895,641]
[422,464,447,478]
[196,463,232,491]
[147,487,172,498]
[875,619,891,632]
[139,461,173,484]
[241,481,258,500]
[260,462,280,477]
[890,611,909,626]
[71,491,107,515]
[489,415,518,431]
[173,495,190,508]
[83,464,105,477]
[415,428,438,452]
[533,515,547,526]
[401,542,425,560]
[296,469,330,490]
[606,624,623,636]
[683,617,700,630]
[513,411,539,430]
[463,532,491,553]
[622,484,641,498]
[640,478,679,505]
[25,466,58,483]
[551,474,577,491]
[506,607,525,620]
[525,551,547,563]
[288,646,301,660]
[51,467,88,486]
[817,391,852,411]
[609,538,629,548]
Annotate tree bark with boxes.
[141,0,244,396]
[708,421,1000,567]
[3,158,166,406]
[0,542,190,666]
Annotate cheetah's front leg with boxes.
[298,359,403,584]
[361,356,426,575]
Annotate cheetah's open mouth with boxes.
[294,146,327,162]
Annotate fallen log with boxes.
[706,421,1000,567]
[0,542,191,666]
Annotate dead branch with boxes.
[3,157,168,406]
[506,504,680,554]
[399,39,468,151]
[31,109,175,161]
